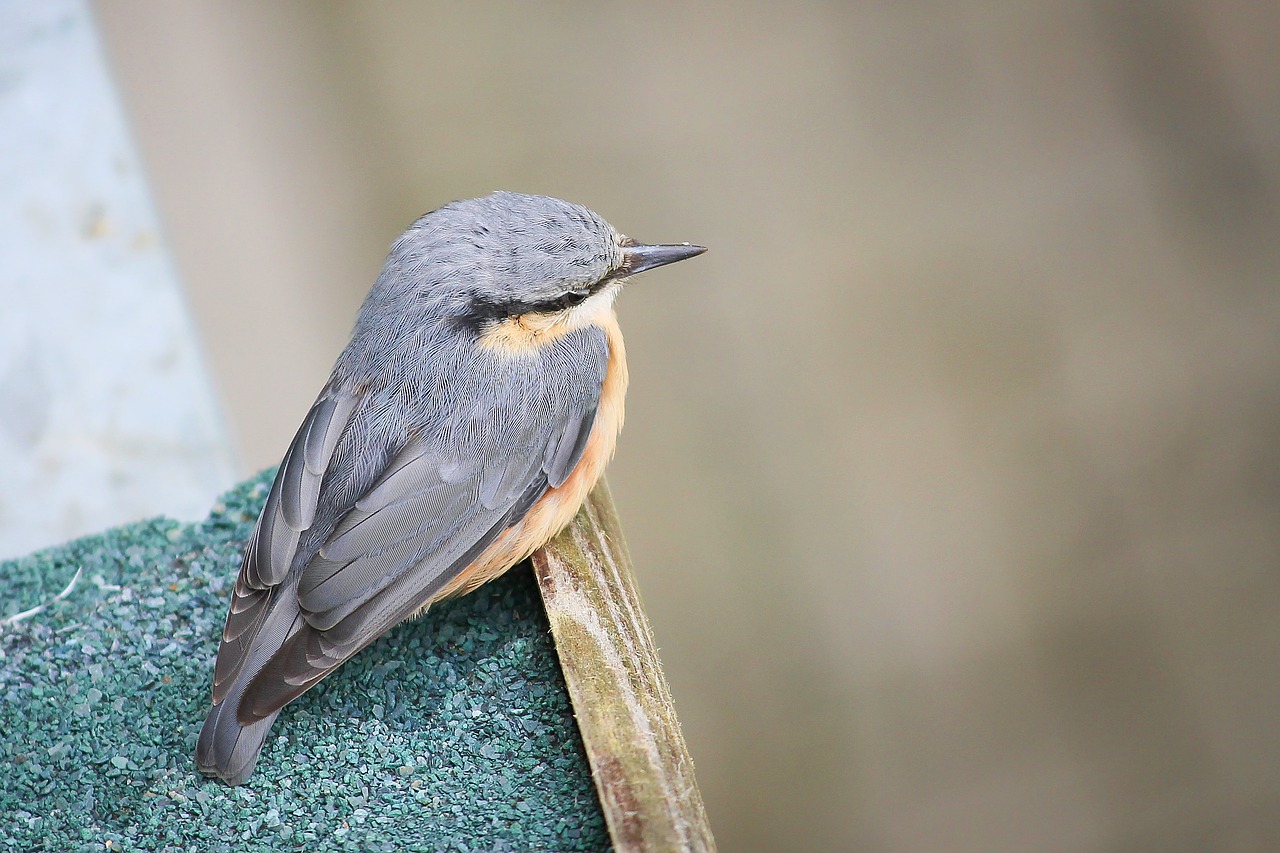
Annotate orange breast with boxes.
[427,312,628,603]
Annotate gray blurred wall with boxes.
[96,2,1280,850]
[0,0,234,559]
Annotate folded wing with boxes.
[217,347,607,731]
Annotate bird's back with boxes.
[197,321,612,785]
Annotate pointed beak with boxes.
[618,242,707,277]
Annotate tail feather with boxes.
[196,685,281,786]
[196,585,301,785]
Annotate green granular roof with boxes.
[0,471,609,852]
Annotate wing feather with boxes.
[211,326,609,730]
[242,480,544,719]
[545,405,597,487]
[210,388,358,703]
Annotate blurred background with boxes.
[74,1,1280,849]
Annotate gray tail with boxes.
[195,682,282,786]
[196,579,303,784]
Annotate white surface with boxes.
[0,0,236,559]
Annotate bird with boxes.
[195,191,705,785]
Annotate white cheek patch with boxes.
[563,281,622,331]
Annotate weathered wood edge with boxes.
[531,480,715,852]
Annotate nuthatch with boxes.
[195,192,704,785]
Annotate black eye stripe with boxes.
[464,278,612,328]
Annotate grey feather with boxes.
[545,406,597,487]
[207,388,359,703]
[196,191,702,786]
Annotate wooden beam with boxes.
[532,481,716,852]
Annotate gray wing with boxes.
[234,416,593,720]
[211,389,360,702]
[218,339,607,725]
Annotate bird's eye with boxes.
[553,289,591,310]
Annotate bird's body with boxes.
[196,192,702,785]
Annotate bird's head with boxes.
[388,192,704,347]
